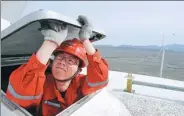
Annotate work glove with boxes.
[40,20,68,46]
[77,15,93,41]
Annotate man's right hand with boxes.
[40,21,68,46]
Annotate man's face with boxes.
[52,52,80,81]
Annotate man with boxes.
[6,15,108,116]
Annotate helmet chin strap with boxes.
[54,68,80,82]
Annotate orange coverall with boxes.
[6,50,108,116]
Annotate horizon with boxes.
[95,43,184,47]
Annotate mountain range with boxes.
[95,44,184,52]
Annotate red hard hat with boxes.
[53,38,86,68]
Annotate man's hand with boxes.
[40,21,68,46]
[78,15,93,41]
[77,15,96,55]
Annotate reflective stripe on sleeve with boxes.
[8,82,42,100]
[86,76,108,87]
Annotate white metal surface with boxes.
[1,103,18,116]
[1,91,32,116]
[1,1,27,23]
[1,9,105,40]
[69,88,132,116]
[81,68,184,103]
[1,18,10,31]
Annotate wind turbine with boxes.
[160,32,165,78]
[159,32,175,78]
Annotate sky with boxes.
[21,1,184,46]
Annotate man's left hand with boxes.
[77,15,93,41]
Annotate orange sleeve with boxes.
[81,49,109,95]
[6,53,48,108]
